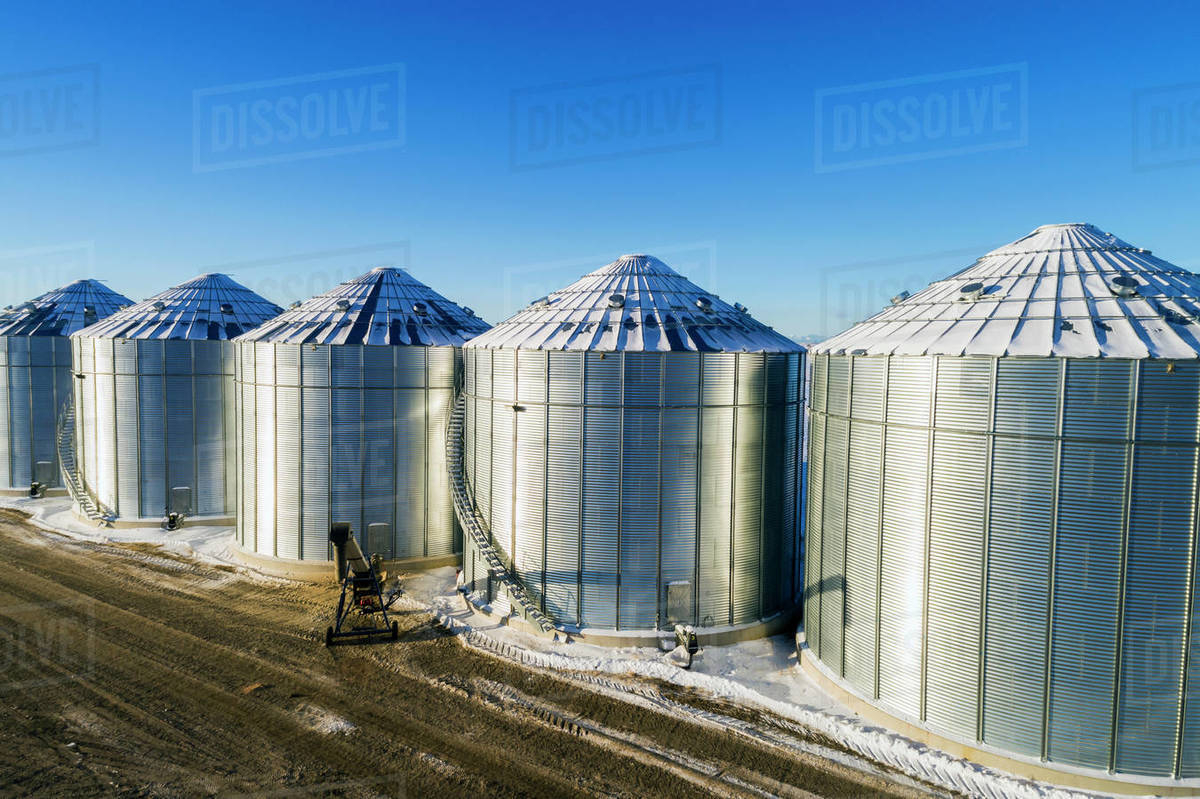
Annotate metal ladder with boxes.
[445,392,555,635]
[56,402,114,524]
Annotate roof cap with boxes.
[813,223,1200,359]
[234,267,489,346]
[465,254,800,353]
[0,279,132,337]
[73,273,281,341]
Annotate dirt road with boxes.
[0,510,933,798]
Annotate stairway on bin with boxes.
[56,403,114,525]
[445,393,555,636]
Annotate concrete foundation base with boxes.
[69,506,235,530]
[468,591,800,647]
[797,635,1200,797]
[231,544,460,582]
[0,487,68,498]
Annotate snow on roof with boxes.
[814,223,1200,359]
[235,266,489,346]
[465,254,800,353]
[73,273,282,341]
[0,279,132,337]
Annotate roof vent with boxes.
[289,301,301,309]
[463,307,475,317]
[644,314,659,328]
[336,299,350,310]
[608,293,625,309]
[1110,275,1139,298]
[219,302,235,315]
[695,296,712,311]
[152,301,166,312]
[958,282,986,302]
[891,291,910,305]
[733,302,748,314]
[412,301,428,316]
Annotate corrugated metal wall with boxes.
[72,337,234,520]
[804,352,1200,778]
[465,349,804,632]
[0,336,73,491]
[235,342,461,561]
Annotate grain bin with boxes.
[804,223,1200,782]
[234,267,488,563]
[461,254,803,635]
[71,274,281,524]
[0,280,130,495]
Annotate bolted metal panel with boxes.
[94,371,117,510]
[195,375,225,516]
[362,387,394,557]
[661,407,699,621]
[515,400,546,607]
[619,407,659,629]
[331,346,361,389]
[983,436,1054,757]
[733,403,764,625]
[623,352,661,406]
[818,414,848,666]
[1115,442,1194,776]
[274,384,301,559]
[581,406,620,629]
[843,418,881,696]
[849,357,885,423]
[804,410,826,656]
[544,404,582,624]
[330,387,364,537]
[702,352,735,407]
[1138,361,1200,442]
[994,359,1059,438]
[1182,588,1200,777]
[300,386,330,560]
[548,351,583,404]
[517,349,547,404]
[761,392,785,617]
[584,352,620,405]
[699,403,733,627]
[7,353,32,488]
[136,373,166,518]
[934,358,991,431]
[254,382,276,552]
[490,398,515,560]
[395,388,424,558]
[238,378,256,551]
[810,354,827,414]
[885,357,932,427]
[1048,441,1125,770]
[426,386,455,558]
[877,423,927,717]
[164,371,198,511]
[925,429,986,740]
[492,350,514,402]
[665,352,700,406]
[115,375,139,514]
[1062,360,1134,438]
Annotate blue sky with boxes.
[1,0,1197,339]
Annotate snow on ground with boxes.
[0,496,285,584]
[4,495,1125,798]
[406,567,1120,799]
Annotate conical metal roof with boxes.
[815,223,1200,359]
[465,254,799,352]
[236,266,490,346]
[0,279,132,337]
[73,273,282,341]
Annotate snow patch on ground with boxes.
[0,496,285,584]
[294,703,356,735]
